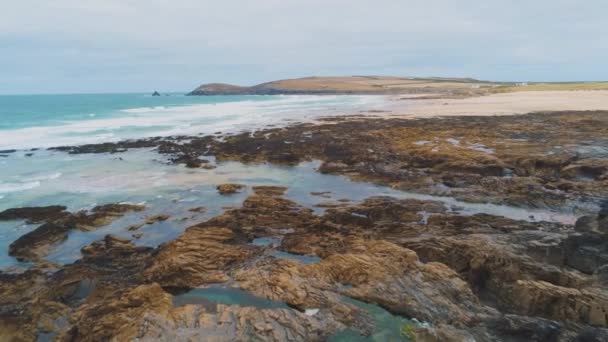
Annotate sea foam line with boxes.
[0,181,41,194]
[0,95,387,150]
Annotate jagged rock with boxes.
[597,265,608,285]
[503,280,608,327]
[80,235,152,262]
[563,233,608,274]
[252,186,287,197]
[126,223,144,231]
[0,205,68,223]
[145,214,170,224]
[483,314,562,342]
[314,201,348,208]
[9,222,72,261]
[217,183,245,195]
[185,158,203,168]
[572,327,608,342]
[288,238,486,325]
[5,203,146,262]
[561,161,608,181]
[62,283,172,340]
[144,227,257,288]
[62,283,346,341]
[597,203,608,234]
[576,215,599,233]
[72,203,145,230]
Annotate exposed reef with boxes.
[1,111,607,340]
[217,183,245,195]
[0,204,145,262]
[0,186,606,340]
[52,111,608,214]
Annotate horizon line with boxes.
[2,75,608,96]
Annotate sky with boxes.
[1,0,607,94]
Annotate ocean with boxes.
[0,93,390,268]
[0,93,387,150]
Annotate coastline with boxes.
[0,94,388,151]
[1,94,608,340]
[48,109,608,215]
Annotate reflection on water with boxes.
[251,237,321,264]
[172,285,288,309]
[572,143,608,158]
[251,237,282,247]
[330,297,413,342]
[0,148,584,269]
[271,250,322,264]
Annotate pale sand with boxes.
[388,90,608,118]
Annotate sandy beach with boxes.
[391,90,608,117]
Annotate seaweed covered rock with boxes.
[5,203,146,262]
[217,183,245,195]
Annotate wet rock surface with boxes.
[217,183,245,195]
[51,111,608,213]
[0,188,606,340]
[2,203,145,262]
[0,205,68,223]
[1,111,607,341]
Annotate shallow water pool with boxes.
[0,148,582,269]
[172,285,289,309]
[330,297,413,342]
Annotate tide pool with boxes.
[0,147,580,270]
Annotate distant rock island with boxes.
[187,76,504,96]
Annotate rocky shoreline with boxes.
[1,111,607,341]
[53,110,608,214]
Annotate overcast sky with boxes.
[1,0,607,94]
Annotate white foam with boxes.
[466,142,495,154]
[121,106,167,113]
[0,181,41,193]
[414,140,431,146]
[446,138,460,146]
[0,95,389,150]
[23,172,62,182]
[305,309,320,316]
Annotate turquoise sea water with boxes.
[0,93,257,130]
[0,93,385,150]
[0,94,392,268]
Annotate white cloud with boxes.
[1,0,607,93]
